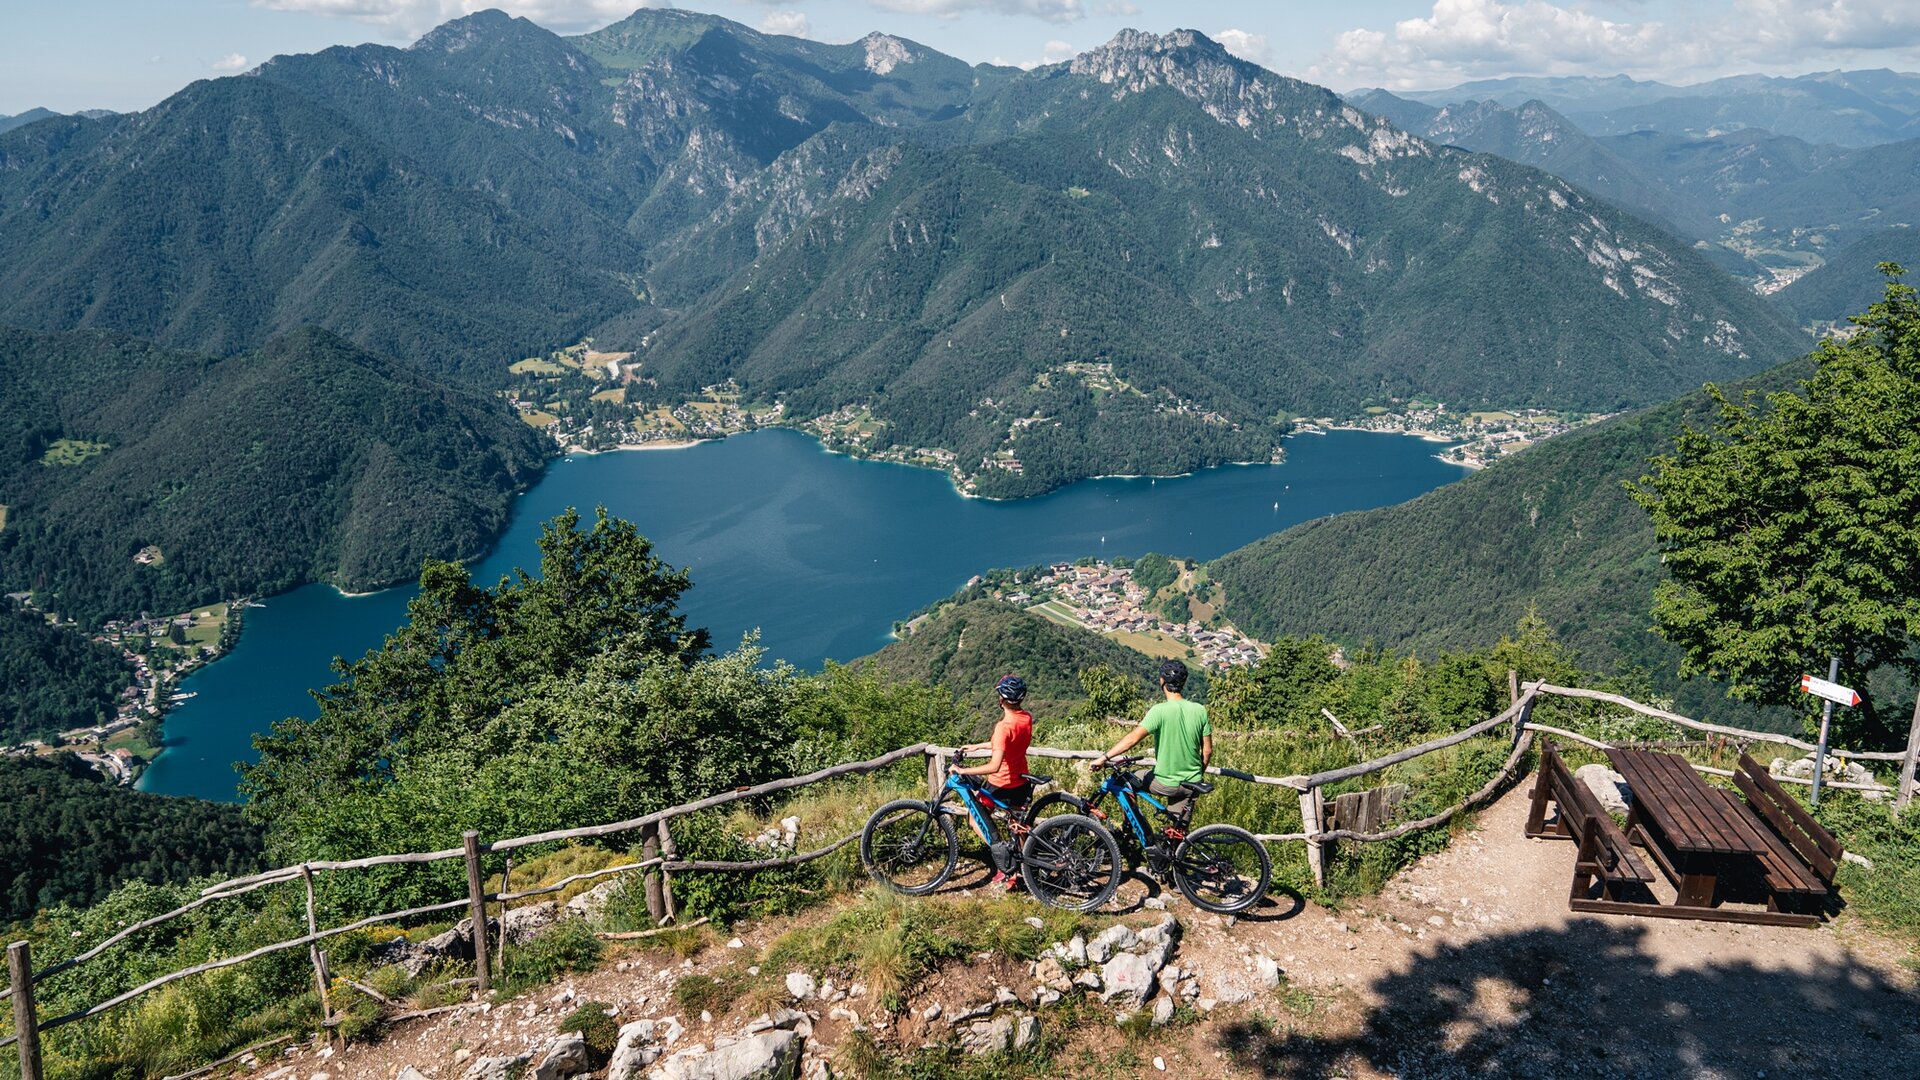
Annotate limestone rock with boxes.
[503,902,560,945]
[397,1069,432,1080]
[1574,764,1630,814]
[534,1033,590,1080]
[1014,1015,1039,1050]
[1033,956,1071,993]
[1151,995,1175,1026]
[651,1030,800,1080]
[609,1020,660,1080]
[1086,924,1139,964]
[785,972,817,1000]
[461,1054,531,1080]
[566,878,627,922]
[960,1017,1015,1055]
[1254,955,1282,988]
[1100,953,1156,1009]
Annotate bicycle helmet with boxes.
[1158,659,1189,691]
[995,674,1028,704]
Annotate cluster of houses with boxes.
[994,562,1269,670]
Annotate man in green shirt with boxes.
[1093,659,1213,824]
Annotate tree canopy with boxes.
[1629,266,1920,744]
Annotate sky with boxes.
[7,0,1920,115]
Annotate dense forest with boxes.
[0,603,131,741]
[0,326,550,623]
[0,754,266,924]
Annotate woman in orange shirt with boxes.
[953,674,1034,887]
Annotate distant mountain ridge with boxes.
[1348,86,1920,303]
[1377,69,1920,147]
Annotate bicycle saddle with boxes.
[1180,780,1215,796]
[1021,773,1054,786]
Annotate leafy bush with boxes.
[559,1000,621,1061]
[501,921,603,997]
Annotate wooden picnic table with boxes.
[1606,748,1774,908]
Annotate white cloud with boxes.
[148,55,166,65]
[211,53,251,72]
[1214,28,1270,66]
[995,38,1078,70]
[759,10,812,39]
[868,0,1087,25]
[249,1,667,38]
[1315,0,1920,90]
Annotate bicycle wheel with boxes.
[1021,813,1122,912]
[861,799,958,896]
[1171,823,1271,915]
[1022,791,1086,825]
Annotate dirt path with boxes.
[265,785,1920,1080]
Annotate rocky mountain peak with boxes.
[1069,29,1237,85]
[861,32,916,75]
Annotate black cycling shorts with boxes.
[985,781,1033,809]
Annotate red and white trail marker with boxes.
[1801,673,1860,707]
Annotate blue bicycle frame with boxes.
[1088,771,1175,851]
[941,772,1023,845]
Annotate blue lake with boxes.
[142,428,1467,801]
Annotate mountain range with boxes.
[1376,70,1920,147]
[1349,87,1920,316]
[0,11,1806,488]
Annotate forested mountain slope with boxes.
[0,602,131,740]
[1780,228,1920,323]
[641,30,1804,494]
[0,326,549,622]
[1209,357,1814,723]
[0,754,265,923]
[864,599,1190,721]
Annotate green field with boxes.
[509,358,567,376]
[40,438,110,466]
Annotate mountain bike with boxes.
[860,759,1122,912]
[1030,756,1271,915]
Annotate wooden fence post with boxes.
[927,748,948,800]
[1299,787,1327,889]
[658,818,679,926]
[8,941,41,1080]
[1898,692,1920,813]
[1508,669,1520,707]
[462,831,490,996]
[641,824,666,925]
[300,865,329,1028]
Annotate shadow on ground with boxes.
[1217,920,1920,1079]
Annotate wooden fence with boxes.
[4,681,1916,1079]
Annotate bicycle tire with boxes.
[1171,823,1271,915]
[861,799,958,896]
[1021,813,1122,912]
[1023,791,1087,824]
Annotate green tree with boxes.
[1069,663,1144,725]
[1629,267,1920,745]
[239,507,711,851]
[1131,552,1178,594]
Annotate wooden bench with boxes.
[1729,753,1840,917]
[1526,739,1655,902]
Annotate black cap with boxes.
[1159,660,1188,690]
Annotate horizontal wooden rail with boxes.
[32,896,472,1034]
[491,742,932,853]
[1533,684,1905,762]
[1314,729,1536,843]
[1300,688,1537,789]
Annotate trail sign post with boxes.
[1800,659,1856,806]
